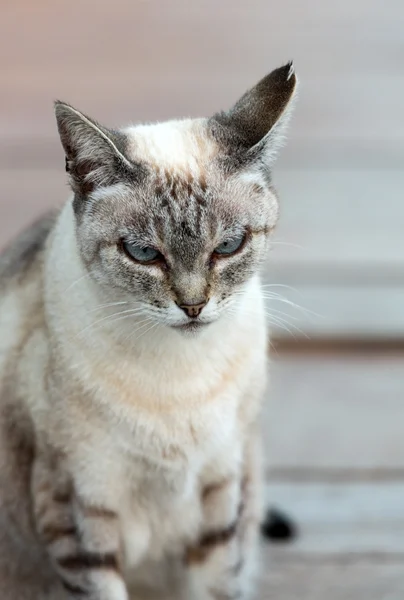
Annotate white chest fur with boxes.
[65,309,266,569]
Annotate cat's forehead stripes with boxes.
[154,168,208,206]
[151,168,212,244]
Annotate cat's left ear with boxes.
[54,101,136,195]
[211,62,298,168]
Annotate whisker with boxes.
[88,301,131,313]
[224,306,289,351]
[121,318,154,343]
[229,303,310,339]
[264,306,300,322]
[230,288,320,319]
[265,313,310,339]
[77,308,146,337]
[126,321,159,344]
[104,313,150,331]
[260,283,302,294]
[265,315,301,340]
[63,273,91,293]
[268,340,279,357]
[261,294,322,319]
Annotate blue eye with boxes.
[122,242,162,264]
[214,234,246,256]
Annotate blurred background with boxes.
[1,1,404,597]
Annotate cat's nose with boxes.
[177,300,208,319]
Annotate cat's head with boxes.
[55,63,297,334]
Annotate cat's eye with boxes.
[213,234,246,257]
[122,241,163,265]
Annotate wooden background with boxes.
[1,1,404,597]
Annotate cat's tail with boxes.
[261,506,297,543]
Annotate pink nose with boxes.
[177,300,208,318]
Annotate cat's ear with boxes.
[54,101,135,195]
[211,62,297,168]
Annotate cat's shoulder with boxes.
[0,211,58,284]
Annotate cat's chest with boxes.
[100,346,248,466]
[120,422,241,570]
[114,389,241,562]
[77,335,260,565]
[117,390,239,486]
[121,465,201,568]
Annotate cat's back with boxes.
[0,212,57,374]
[0,213,66,597]
[0,212,57,285]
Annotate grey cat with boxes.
[0,63,297,599]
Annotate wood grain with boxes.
[259,558,404,600]
[265,482,404,554]
[0,0,403,157]
[263,355,404,469]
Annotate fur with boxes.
[0,63,297,599]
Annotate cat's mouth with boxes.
[172,321,210,334]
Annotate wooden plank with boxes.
[261,167,404,338]
[263,286,404,339]
[268,169,404,269]
[263,355,404,469]
[258,557,404,600]
[0,0,403,160]
[264,483,404,554]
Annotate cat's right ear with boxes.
[210,63,298,170]
[54,101,136,195]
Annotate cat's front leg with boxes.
[184,435,263,600]
[32,456,128,600]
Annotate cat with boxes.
[0,62,297,600]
